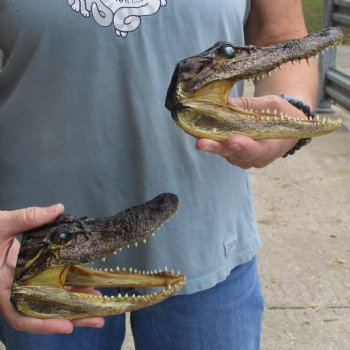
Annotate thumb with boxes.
[228,96,256,110]
[0,204,65,239]
[228,95,305,117]
[229,95,279,112]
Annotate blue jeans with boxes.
[0,258,264,350]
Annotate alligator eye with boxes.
[221,45,236,59]
[50,229,72,246]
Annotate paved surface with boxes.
[252,105,350,349]
[256,45,350,350]
[1,47,349,350]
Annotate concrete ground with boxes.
[1,48,349,350]
[255,46,350,350]
[252,104,350,349]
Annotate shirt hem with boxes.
[175,241,262,295]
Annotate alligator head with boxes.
[165,27,343,140]
[11,193,185,319]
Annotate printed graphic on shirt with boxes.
[67,0,167,38]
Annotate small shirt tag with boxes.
[224,235,237,256]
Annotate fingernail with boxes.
[92,321,104,328]
[44,204,64,215]
[230,144,242,152]
[200,145,213,152]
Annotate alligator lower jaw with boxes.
[12,264,185,319]
[175,98,342,141]
[174,76,342,141]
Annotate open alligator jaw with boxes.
[165,27,343,140]
[11,193,185,319]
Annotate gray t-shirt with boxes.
[0,0,261,294]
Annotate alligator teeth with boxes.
[249,110,343,126]
[85,281,186,301]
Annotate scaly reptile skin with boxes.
[11,193,185,319]
[165,27,343,140]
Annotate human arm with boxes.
[196,0,319,168]
[0,204,104,334]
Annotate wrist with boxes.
[280,95,315,158]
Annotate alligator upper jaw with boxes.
[165,27,343,140]
[14,193,180,282]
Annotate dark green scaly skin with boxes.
[11,193,185,319]
[165,27,343,140]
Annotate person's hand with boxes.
[0,204,105,334]
[196,95,306,169]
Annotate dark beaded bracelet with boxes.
[280,95,315,158]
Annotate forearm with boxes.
[253,61,318,107]
[245,0,319,107]
[197,0,321,168]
